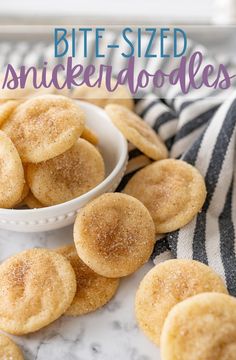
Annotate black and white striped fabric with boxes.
[134,92,236,296]
[1,32,236,295]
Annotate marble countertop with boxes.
[0,226,161,360]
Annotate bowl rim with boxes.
[0,100,128,215]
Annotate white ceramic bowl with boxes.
[0,101,128,232]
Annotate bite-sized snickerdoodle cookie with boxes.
[135,259,228,346]
[0,248,76,335]
[74,193,155,278]
[0,333,24,360]
[2,94,85,163]
[0,130,24,208]
[124,159,206,233]
[20,182,30,200]
[27,138,105,206]
[24,191,44,209]
[105,104,168,160]
[161,292,236,360]
[81,126,99,145]
[0,100,19,126]
[56,245,119,316]
[72,78,134,110]
[14,183,30,208]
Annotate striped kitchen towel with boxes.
[133,92,236,296]
[0,32,236,295]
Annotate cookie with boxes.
[56,245,119,316]
[73,78,134,110]
[0,333,24,360]
[74,193,155,278]
[24,191,44,209]
[0,130,24,208]
[15,182,30,207]
[124,159,206,233]
[0,248,76,335]
[2,94,85,163]
[161,292,236,360]
[105,104,168,160]
[81,126,99,145]
[0,100,19,126]
[135,259,228,346]
[27,138,105,206]
[21,182,30,199]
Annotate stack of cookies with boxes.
[135,259,236,360]
[0,190,235,360]
[74,87,236,359]
[0,80,235,360]
[0,191,156,333]
[102,102,236,360]
[0,191,157,357]
[0,94,105,209]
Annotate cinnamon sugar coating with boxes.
[27,139,105,206]
[2,94,85,163]
[24,191,44,209]
[124,159,206,233]
[0,333,24,359]
[56,245,119,316]
[74,193,155,278]
[81,126,99,145]
[135,259,228,346]
[0,248,76,335]
[0,100,19,126]
[0,130,24,208]
[105,104,168,161]
[161,292,236,360]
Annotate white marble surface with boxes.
[0,227,161,360]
